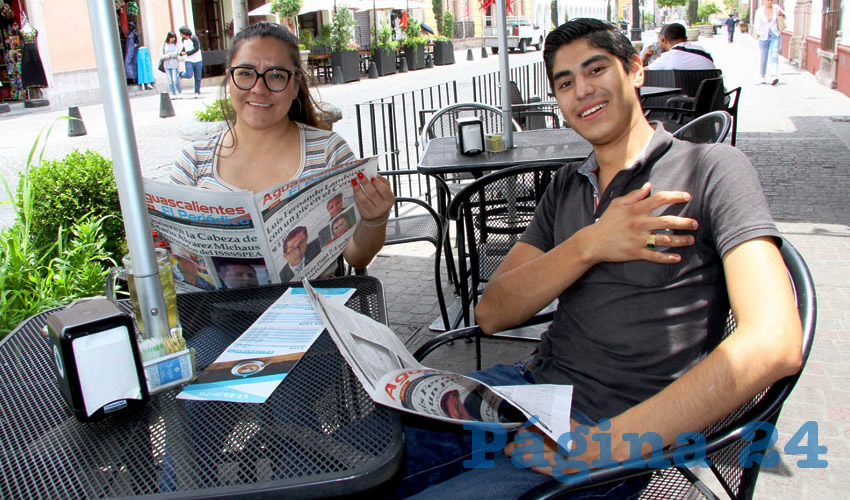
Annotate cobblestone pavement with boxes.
[0,28,848,498]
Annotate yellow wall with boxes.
[42,0,96,72]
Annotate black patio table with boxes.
[0,276,402,499]
[417,128,592,179]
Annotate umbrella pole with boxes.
[85,0,170,340]
[496,0,513,148]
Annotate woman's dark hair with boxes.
[219,21,325,142]
[543,18,637,89]
[164,31,177,44]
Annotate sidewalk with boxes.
[0,28,848,498]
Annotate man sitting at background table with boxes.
[647,22,716,70]
[393,18,801,499]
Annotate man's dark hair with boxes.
[543,18,636,88]
[178,26,192,37]
[661,23,687,43]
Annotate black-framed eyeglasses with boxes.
[228,66,296,92]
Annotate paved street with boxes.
[1,27,849,498]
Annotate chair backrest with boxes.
[724,86,742,146]
[508,81,525,106]
[672,110,731,144]
[642,70,678,107]
[520,237,817,500]
[421,103,522,149]
[672,68,723,97]
[690,76,726,117]
[446,162,564,326]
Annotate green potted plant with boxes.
[329,7,360,82]
[373,23,398,76]
[402,18,427,70]
[433,11,455,65]
[739,10,750,33]
[696,3,720,36]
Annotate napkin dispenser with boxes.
[456,117,485,155]
[47,299,148,422]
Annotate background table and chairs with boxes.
[0,276,402,499]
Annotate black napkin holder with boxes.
[456,117,485,155]
[47,299,148,422]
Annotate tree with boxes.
[697,2,721,22]
[433,0,444,36]
[687,0,698,25]
[271,0,302,34]
[657,0,687,8]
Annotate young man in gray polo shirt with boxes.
[394,18,802,499]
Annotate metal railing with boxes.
[355,81,459,203]
[471,61,550,107]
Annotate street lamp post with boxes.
[631,0,642,40]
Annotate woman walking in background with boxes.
[161,32,182,97]
[755,0,785,85]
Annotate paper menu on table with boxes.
[177,287,354,403]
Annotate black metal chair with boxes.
[414,238,816,500]
[379,170,454,331]
[723,87,742,146]
[420,102,522,149]
[443,162,564,336]
[644,77,726,132]
[671,110,732,144]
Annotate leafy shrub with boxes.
[0,215,114,337]
[698,2,720,22]
[195,96,232,122]
[17,149,125,262]
[2,127,114,338]
[375,23,399,51]
[442,11,454,39]
[330,7,357,52]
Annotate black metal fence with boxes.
[355,81,459,202]
[471,61,550,107]
[453,21,476,39]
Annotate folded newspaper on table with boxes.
[144,157,378,292]
[302,281,573,441]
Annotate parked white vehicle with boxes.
[482,17,546,54]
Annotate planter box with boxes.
[686,28,700,41]
[404,44,426,70]
[372,46,397,76]
[433,41,455,65]
[332,50,360,83]
[698,25,714,37]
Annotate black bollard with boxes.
[425,54,434,68]
[481,47,488,58]
[399,57,409,73]
[332,66,344,84]
[67,106,88,137]
[368,62,379,79]
[159,92,175,118]
[466,48,474,61]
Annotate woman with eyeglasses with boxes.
[171,22,394,274]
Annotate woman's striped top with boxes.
[170,122,355,191]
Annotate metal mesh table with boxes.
[417,128,593,176]
[0,276,402,499]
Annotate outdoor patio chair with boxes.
[414,237,817,500]
[644,77,726,131]
[420,102,522,150]
[378,170,454,331]
[672,110,732,144]
[443,162,563,335]
[723,87,742,146]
